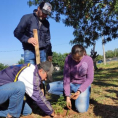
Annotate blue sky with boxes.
[0,0,118,65]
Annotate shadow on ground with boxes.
[90,99,118,118]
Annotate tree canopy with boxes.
[28,0,118,47]
[105,48,118,58]
[0,63,8,70]
[17,59,24,64]
[52,52,69,69]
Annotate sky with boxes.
[0,0,118,65]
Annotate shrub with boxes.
[0,63,8,70]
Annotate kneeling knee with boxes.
[46,84,50,92]
[23,106,32,116]
[16,81,25,94]
[28,107,32,115]
[76,105,89,113]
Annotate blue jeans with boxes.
[24,49,46,64]
[47,81,91,113]
[0,81,32,118]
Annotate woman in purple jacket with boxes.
[47,44,94,113]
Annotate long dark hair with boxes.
[71,45,85,57]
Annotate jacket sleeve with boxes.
[46,43,53,56]
[63,55,71,96]
[31,85,53,115]
[14,15,30,43]
[45,22,52,56]
[78,57,94,93]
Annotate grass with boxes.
[51,95,66,114]
[90,61,118,118]
[1,61,117,118]
[22,61,118,118]
[30,61,118,118]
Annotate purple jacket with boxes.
[0,63,53,115]
[63,54,94,96]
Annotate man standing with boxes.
[14,2,53,64]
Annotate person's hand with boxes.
[28,37,38,46]
[48,56,52,61]
[66,97,72,110]
[70,91,81,100]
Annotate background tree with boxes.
[0,63,8,70]
[114,0,118,12]
[52,52,69,69]
[90,43,99,70]
[105,48,118,58]
[106,50,114,58]
[17,59,24,64]
[113,48,118,57]
[96,55,103,61]
[27,0,118,47]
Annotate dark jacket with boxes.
[14,13,52,56]
[0,63,53,115]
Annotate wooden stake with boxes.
[33,29,40,64]
[33,29,45,95]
